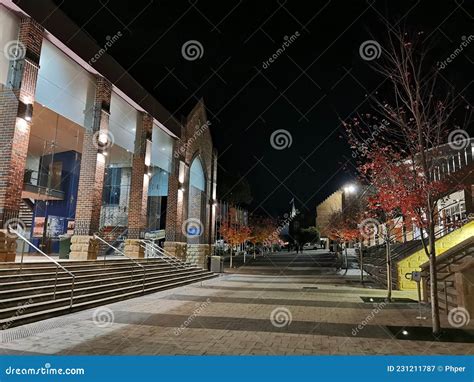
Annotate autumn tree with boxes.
[219,207,252,268]
[249,216,278,257]
[344,28,471,333]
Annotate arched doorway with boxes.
[186,157,206,243]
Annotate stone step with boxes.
[0,273,216,329]
[0,264,204,297]
[0,269,211,318]
[0,263,197,290]
[0,261,185,281]
[0,268,207,306]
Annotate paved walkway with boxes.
[0,252,472,355]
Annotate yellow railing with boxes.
[397,220,474,290]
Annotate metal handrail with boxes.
[140,240,192,271]
[139,242,183,271]
[12,229,76,310]
[93,234,146,293]
[98,226,128,259]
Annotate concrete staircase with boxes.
[234,251,341,275]
[0,257,216,329]
[420,236,474,313]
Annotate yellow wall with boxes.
[397,220,474,290]
[316,190,343,237]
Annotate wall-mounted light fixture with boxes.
[17,101,33,122]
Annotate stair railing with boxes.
[12,229,76,310]
[420,237,474,313]
[94,234,146,293]
[139,240,192,271]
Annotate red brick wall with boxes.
[128,113,153,239]
[74,76,112,235]
[165,100,217,244]
[0,17,43,226]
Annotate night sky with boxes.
[52,0,473,218]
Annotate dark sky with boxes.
[52,0,473,218]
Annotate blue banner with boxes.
[0,356,472,381]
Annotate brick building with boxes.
[0,0,217,266]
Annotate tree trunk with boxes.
[229,247,233,268]
[343,243,348,276]
[386,238,392,302]
[360,241,364,284]
[428,223,441,334]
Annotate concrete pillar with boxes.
[70,76,112,260]
[0,230,17,262]
[454,262,474,316]
[0,17,43,238]
[124,239,145,259]
[69,235,100,261]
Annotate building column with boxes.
[0,17,43,261]
[124,113,152,259]
[164,140,188,260]
[70,76,112,260]
[209,149,218,246]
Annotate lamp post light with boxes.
[343,184,357,194]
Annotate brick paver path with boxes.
[0,252,472,355]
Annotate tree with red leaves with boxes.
[249,216,278,256]
[326,192,369,282]
[219,207,252,268]
[344,28,471,333]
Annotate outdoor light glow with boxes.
[98,133,108,144]
[343,184,356,194]
[16,118,28,132]
[402,330,409,336]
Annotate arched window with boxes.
[189,157,205,191]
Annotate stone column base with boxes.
[124,239,145,259]
[70,235,99,260]
[163,241,187,261]
[0,230,17,262]
[186,244,212,269]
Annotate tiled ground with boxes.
[0,270,472,355]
